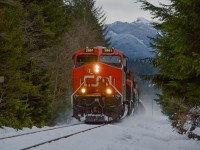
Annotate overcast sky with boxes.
[95,0,169,24]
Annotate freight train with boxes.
[71,47,139,123]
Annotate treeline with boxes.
[128,58,158,76]
[0,0,108,129]
[137,0,200,139]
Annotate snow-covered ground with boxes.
[0,94,200,150]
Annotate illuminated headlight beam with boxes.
[106,88,112,94]
[81,88,86,94]
[94,65,100,73]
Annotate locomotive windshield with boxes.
[100,55,122,68]
[76,55,98,67]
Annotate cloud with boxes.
[95,0,169,23]
[95,0,151,23]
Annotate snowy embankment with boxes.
[0,96,200,150]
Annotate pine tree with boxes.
[0,0,33,128]
[21,0,69,126]
[0,0,70,128]
[67,0,108,46]
[137,0,200,138]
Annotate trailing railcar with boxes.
[71,47,139,123]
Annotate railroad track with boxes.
[0,123,84,140]
[21,124,106,150]
[0,123,107,150]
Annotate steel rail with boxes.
[21,124,107,150]
[0,123,84,140]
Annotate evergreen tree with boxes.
[0,0,69,128]
[21,0,69,126]
[137,0,200,138]
[67,0,108,46]
[0,0,33,128]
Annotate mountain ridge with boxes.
[106,17,158,59]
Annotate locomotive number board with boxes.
[103,48,114,53]
[85,48,94,53]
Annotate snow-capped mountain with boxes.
[106,17,158,59]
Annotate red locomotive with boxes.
[71,47,139,123]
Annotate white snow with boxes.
[0,95,200,150]
[194,128,200,136]
[135,17,151,24]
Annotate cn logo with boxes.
[83,75,113,87]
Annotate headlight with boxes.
[106,88,112,95]
[81,87,86,94]
[94,65,100,73]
